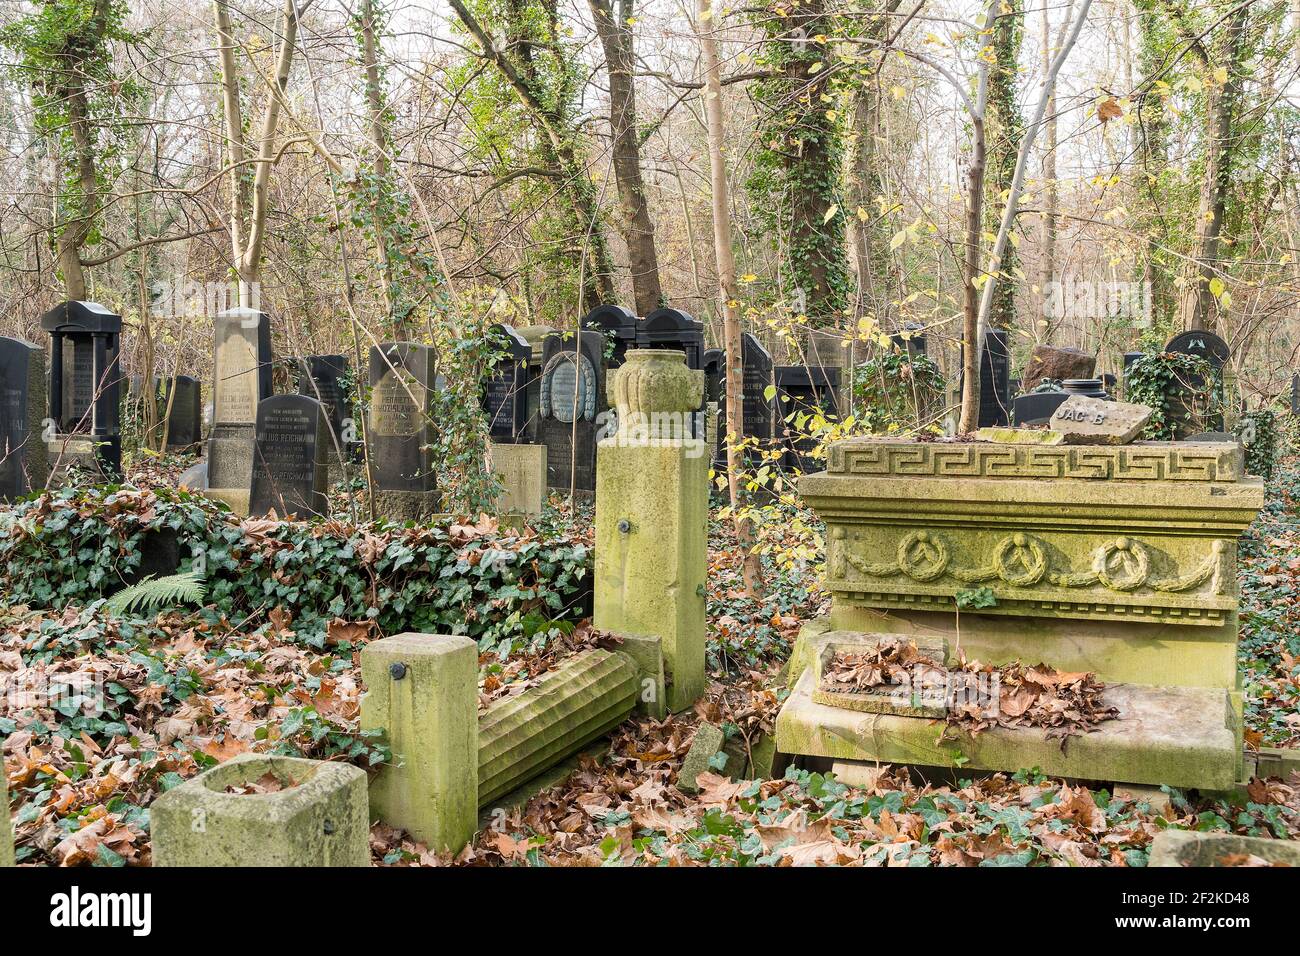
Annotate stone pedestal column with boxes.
[2,770,15,866]
[594,349,708,713]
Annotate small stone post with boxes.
[594,349,708,713]
[360,633,478,854]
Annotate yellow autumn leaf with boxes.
[822,204,838,224]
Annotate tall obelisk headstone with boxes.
[207,308,272,515]
[0,336,48,501]
[369,343,439,520]
[593,349,708,712]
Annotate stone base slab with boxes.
[1148,830,1300,867]
[373,489,440,523]
[776,666,1239,791]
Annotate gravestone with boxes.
[1165,330,1230,435]
[249,394,329,519]
[208,308,272,513]
[582,304,639,368]
[741,333,776,443]
[0,336,48,500]
[1292,373,1299,417]
[889,322,927,357]
[702,349,726,467]
[481,325,530,442]
[1021,345,1095,393]
[774,365,840,472]
[41,301,123,477]
[538,330,607,494]
[637,308,704,370]
[158,375,202,450]
[296,355,352,453]
[515,325,555,443]
[369,342,439,519]
[978,328,1012,427]
[1011,386,1068,426]
[1050,395,1152,445]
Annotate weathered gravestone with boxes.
[249,394,329,519]
[0,336,48,501]
[890,322,928,357]
[740,332,776,447]
[1166,329,1230,435]
[158,375,202,450]
[538,330,606,494]
[514,325,555,443]
[775,364,840,472]
[702,349,725,466]
[369,343,439,519]
[583,304,639,368]
[1021,344,1095,393]
[481,325,530,442]
[41,301,123,478]
[296,355,353,453]
[637,308,704,370]
[1050,395,1153,445]
[208,308,272,514]
[1011,384,1067,426]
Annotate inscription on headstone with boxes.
[41,301,123,477]
[1050,395,1153,445]
[0,336,48,500]
[481,326,530,442]
[249,395,328,519]
[979,329,1012,428]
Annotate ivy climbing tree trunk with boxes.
[750,0,848,326]
[697,0,764,597]
[588,0,663,315]
[985,0,1024,333]
[449,0,615,307]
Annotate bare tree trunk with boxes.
[696,0,763,597]
[357,0,401,331]
[956,3,994,435]
[1037,0,1058,341]
[589,0,663,314]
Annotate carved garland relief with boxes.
[829,527,1227,596]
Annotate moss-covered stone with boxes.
[489,442,546,515]
[678,722,726,793]
[1148,830,1300,867]
[361,632,478,854]
[151,754,369,867]
[611,632,667,718]
[594,351,708,712]
[975,427,1064,445]
[478,649,638,806]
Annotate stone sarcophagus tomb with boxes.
[778,438,1265,791]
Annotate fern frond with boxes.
[106,570,207,615]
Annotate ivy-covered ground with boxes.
[2,454,1298,866]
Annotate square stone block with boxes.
[151,754,370,867]
[1149,830,1300,867]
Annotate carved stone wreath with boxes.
[832,528,1226,596]
[539,352,597,423]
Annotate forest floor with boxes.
[3,455,1299,867]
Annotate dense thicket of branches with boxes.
[1,0,1297,420]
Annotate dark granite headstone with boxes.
[890,322,927,357]
[208,308,273,495]
[637,308,704,370]
[1165,331,1229,435]
[775,365,840,472]
[515,325,555,444]
[538,329,606,493]
[369,342,439,518]
[740,333,776,445]
[0,336,48,500]
[41,301,123,477]
[582,305,639,368]
[977,329,1012,427]
[159,375,202,449]
[249,394,328,519]
[1166,330,1230,369]
[1292,373,1299,417]
[1011,388,1068,426]
[296,355,352,452]
[702,349,726,467]
[481,325,530,442]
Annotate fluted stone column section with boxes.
[594,349,708,712]
[478,649,639,807]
